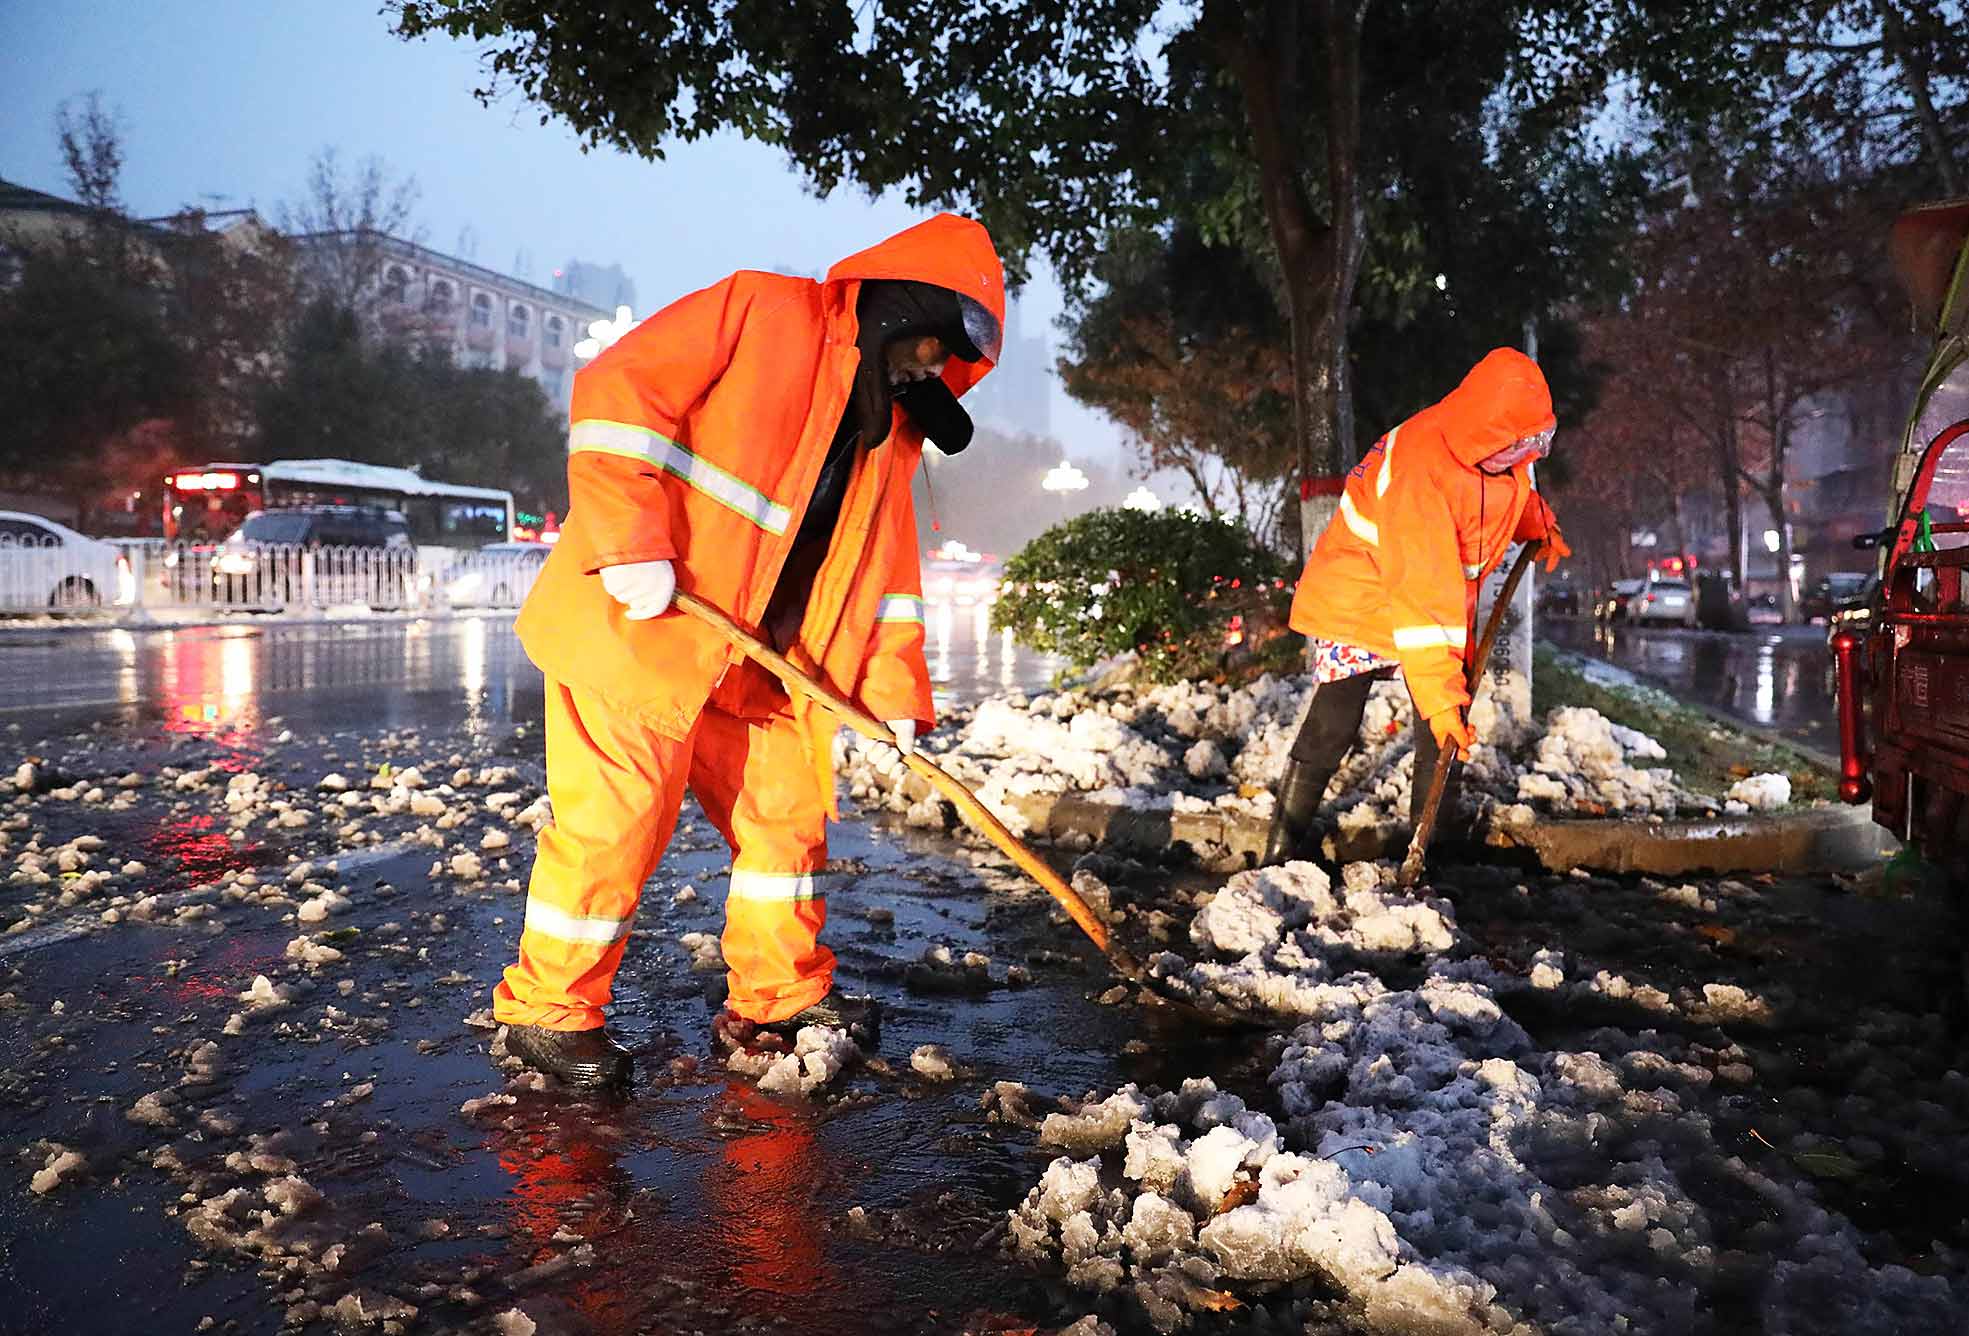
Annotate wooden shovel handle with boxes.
[1398,543,1541,888]
[671,591,1111,951]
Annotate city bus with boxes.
[162,459,513,557]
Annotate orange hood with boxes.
[825,213,1006,398]
[1409,346,1557,469]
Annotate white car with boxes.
[441,540,550,608]
[0,511,133,612]
[1626,578,1697,627]
[923,557,1003,606]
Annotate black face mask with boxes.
[848,280,978,454]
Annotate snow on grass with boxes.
[1726,771,1793,812]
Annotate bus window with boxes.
[443,501,508,540]
[402,498,444,544]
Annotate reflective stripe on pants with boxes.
[492,669,833,1031]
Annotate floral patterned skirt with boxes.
[1305,636,1399,684]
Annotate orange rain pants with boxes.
[492,665,834,1030]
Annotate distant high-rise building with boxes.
[962,300,1051,438]
[552,259,637,316]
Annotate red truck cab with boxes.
[1834,198,1969,875]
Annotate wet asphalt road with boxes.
[1540,617,1838,759]
[0,601,1059,743]
[0,609,1203,1336]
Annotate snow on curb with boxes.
[838,673,1723,852]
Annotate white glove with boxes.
[887,719,917,756]
[599,560,675,621]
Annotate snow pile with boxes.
[839,673,1716,840]
[1726,771,1792,812]
[1145,862,1457,1020]
[1008,865,1963,1336]
[1513,706,1695,815]
[726,1025,860,1098]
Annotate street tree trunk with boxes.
[1209,0,1368,559]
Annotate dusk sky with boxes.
[1,1,1131,464]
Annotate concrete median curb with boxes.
[887,780,1897,877]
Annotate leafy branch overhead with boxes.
[394,0,1174,287]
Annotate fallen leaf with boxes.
[1190,1289,1244,1312]
[1696,924,1737,946]
[1792,1151,1865,1181]
[1215,1177,1261,1214]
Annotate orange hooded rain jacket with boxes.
[1289,347,1561,724]
[515,214,1004,765]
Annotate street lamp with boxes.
[1041,461,1089,495]
[1122,486,1161,512]
[1041,460,1089,526]
[573,304,635,360]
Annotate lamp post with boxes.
[1041,460,1089,525]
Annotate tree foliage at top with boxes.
[1531,0,1966,194]
[395,0,1171,287]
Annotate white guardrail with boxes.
[0,536,542,618]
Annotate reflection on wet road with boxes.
[0,604,1058,741]
[1542,618,1836,757]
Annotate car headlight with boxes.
[448,571,484,600]
[214,552,254,576]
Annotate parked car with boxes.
[211,506,416,609]
[1538,581,1582,615]
[1626,578,1697,626]
[0,511,132,612]
[923,556,1003,606]
[1803,570,1873,623]
[441,540,550,608]
[1596,578,1645,624]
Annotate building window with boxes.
[470,292,493,328]
[0,245,23,290]
[427,279,454,312]
[545,315,563,348]
[382,264,409,304]
[508,303,530,338]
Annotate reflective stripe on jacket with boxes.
[1289,347,1559,724]
[516,214,1004,755]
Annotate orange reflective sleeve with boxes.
[1380,458,1472,723]
[564,276,759,571]
[567,452,681,570]
[1514,490,1555,542]
[856,514,935,730]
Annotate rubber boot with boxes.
[503,1023,634,1089]
[715,992,881,1051]
[1262,762,1333,865]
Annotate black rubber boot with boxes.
[1262,762,1332,865]
[503,1024,633,1089]
[717,993,882,1051]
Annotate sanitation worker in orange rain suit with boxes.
[492,215,1005,1087]
[1264,347,1572,865]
